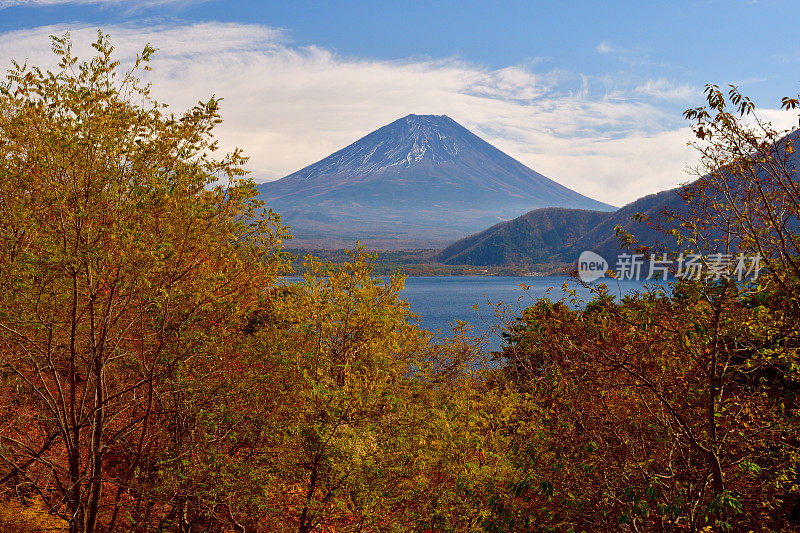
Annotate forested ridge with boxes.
[0,34,798,532]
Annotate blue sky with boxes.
[1,0,798,204]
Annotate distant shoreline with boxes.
[283,247,571,277]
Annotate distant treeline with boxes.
[285,248,562,276]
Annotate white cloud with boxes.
[632,79,699,102]
[0,22,712,206]
[745,108,799,133]
[597,41,613,54]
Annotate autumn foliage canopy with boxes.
[0,33,798,532]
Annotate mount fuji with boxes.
[257,114,615,248]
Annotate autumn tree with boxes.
[0,32,289,532]
[230,251,507,531]
[680,84,800,284]
[0,32,508,533]
[488,87,800,531]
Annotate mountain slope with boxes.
[258,114,615,248]
[438,128,800,266]
[437,188,686,266]
[560,188,684,261]
[436,208,612,265]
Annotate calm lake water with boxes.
[282,275,668,350]
[398,276,668,349]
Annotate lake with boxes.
[398,275,668,349]
[281,275,668,351]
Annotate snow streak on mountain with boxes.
[258,114,615,248]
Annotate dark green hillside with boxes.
[437,188,688,266]
[436,207,610,265]
[560,187,684,261]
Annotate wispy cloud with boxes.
[632,79,699,102]
[595,40,667,69]
[0,22,739,205]
[596,41,614,54]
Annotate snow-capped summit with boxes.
[285,114,476,179]
[257,114,615,248]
